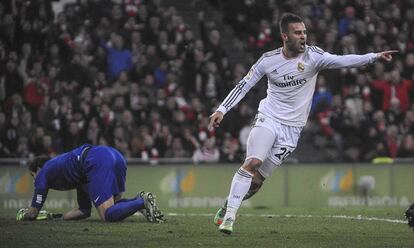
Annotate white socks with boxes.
[224,167,253,220]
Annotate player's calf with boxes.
[101,196,144,222]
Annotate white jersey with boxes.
[216,45,378,127]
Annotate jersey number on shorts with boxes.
[274,147,291,161]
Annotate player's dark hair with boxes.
[279,13,304,34]
[28,155,50,173]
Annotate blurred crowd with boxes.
[0,0,413,163]
[212,0,414,162]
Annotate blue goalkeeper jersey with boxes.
[31,144,127,210]
[31,144,92,209]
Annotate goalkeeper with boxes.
[17,144,164,223]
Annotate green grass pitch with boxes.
[1,207,413,248]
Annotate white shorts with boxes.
[245,113,303,178]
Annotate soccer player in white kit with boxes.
[208,13,397,234]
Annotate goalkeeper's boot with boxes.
[218,217,234,235]
[213,207,226,226]
[142,192,165,223]
[405,203,414,229]
[137,191,147,217]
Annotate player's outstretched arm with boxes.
[376,50,398,62]
[208,111,224,131]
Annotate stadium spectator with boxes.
[371,69,413,113]
[165,137,189,158]
[398,134,414,157]
[99,33,133,81]
[311,75,333,114]
[192,137,220,163]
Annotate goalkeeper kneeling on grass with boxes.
[16,144,165,223]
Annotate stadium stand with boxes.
[0,0,413,162]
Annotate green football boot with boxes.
[218,217,234,235]
[213,207,226,226]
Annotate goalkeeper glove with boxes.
[406,203,414,230]
[16,208,28,221]
[16,208,63,221]
[36,210,52,221]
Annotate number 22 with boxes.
[274,147,291,161]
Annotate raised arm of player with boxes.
[312,46,397,70]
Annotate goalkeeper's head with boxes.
[28,155,50,178]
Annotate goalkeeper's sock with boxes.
[224,168,253,219]
[104,198,145,222]
[116,197,137,203]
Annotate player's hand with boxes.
[208,111,224,130]
[377,50,398,62]
[16,208,29,221]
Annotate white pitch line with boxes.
[166,213,407,224]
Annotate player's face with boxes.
[284,22,307,53]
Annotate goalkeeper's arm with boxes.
[17,189,49,220]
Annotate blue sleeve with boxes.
[31,173,48,210]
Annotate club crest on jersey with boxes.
[297,62,305,72]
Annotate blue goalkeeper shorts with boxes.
[82,146,127,207]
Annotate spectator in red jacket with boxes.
[371,69,413,112]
